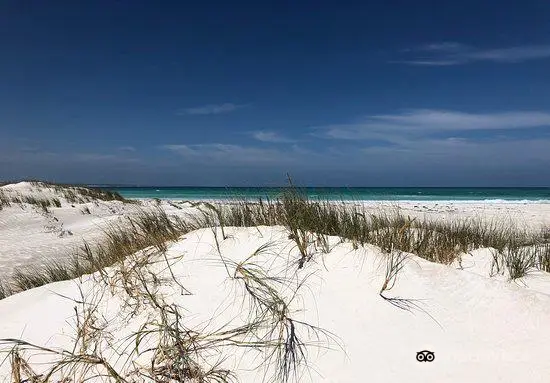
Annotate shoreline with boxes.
[130,196,550,203]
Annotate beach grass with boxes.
[0,281,11,301]
[202,186,549,278]
[0,182,128,212]
[3,183,549,301]
[3,235,336,382]
[7,208,190,296]
[1,182,550,381]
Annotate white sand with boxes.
[371,200,550,229]
[0,182,199,278]
[1,182,550,382]
[0,227,549,382]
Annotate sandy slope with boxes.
[0,226,549,382]
[0,182,198,278]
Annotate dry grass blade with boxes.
[380,250,407,294]
[215,243,342,383]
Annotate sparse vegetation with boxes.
[12,259,81,292]
[0,180,549,381]
[0,182,127,213]
[196,184,549,279]
[0,281,11,301]
[2,228,338,382]
[21,196,55,212]
[380,250,407,296]
[58,187,126,204]
[3,181,549,299]
[0,190,10,211]
[6,208,190,297]
[536,242,550,272]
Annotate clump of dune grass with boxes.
[535,242,550,272]
[279,181,316,268]
[77,208,191,279]
[489,241,550,280]
[504,245,537,280]
[57,186,127,204]
[213,242,341,382]
[378,250,415,310]
[0,280,12,300]
[21,196,55,212]
[167,200,184,210]
[0,184,102,211]
[11,258,88,292]
[0,186,58,211]
[379,250,407,296]
[7,180,128,204]
[0,190,10,210]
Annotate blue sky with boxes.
[1,1,550,186]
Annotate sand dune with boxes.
[0,182,198,278]
[0,182,549,382]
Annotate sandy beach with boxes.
[0,182,549,382]
[2,182,548,279]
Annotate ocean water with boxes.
[104,187,550,203]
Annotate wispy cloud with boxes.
[0,147,140,166]
[396,43,550,66]
[74,153,140,163]
[415,42,467,52]
[316,109,550,140]
[177,103,248,116]
[394,60,463,67]
[117,146,136,152]
[357,137,550,174]
[309,108,550,181]
[250,131,297,143]
[161,143,299,165]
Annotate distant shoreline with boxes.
[105,186,550,203]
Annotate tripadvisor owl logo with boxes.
[416,350,435,362]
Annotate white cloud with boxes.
[0,147,140,166]
[467,45,550,63]
[396,43,550,66]
[360,137,550,170]
[177,103,248,116]
[251,131,296,143]
[316,109,550,140]
[161,144,299,165]
[117,146,136,152]
[309,109,550,181]
[418,42,468,52]
[74,153,140,163]
[393,60,462,66]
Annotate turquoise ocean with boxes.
[103,187,550,203]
